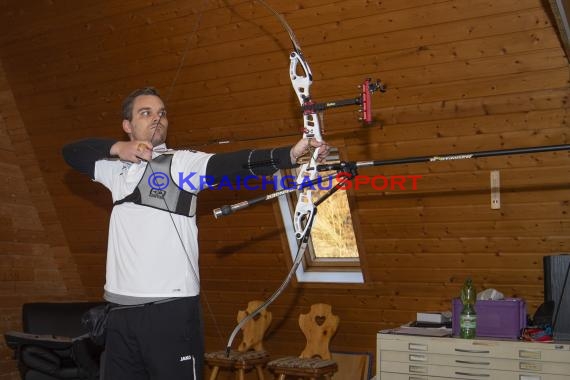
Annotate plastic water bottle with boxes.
[460,278,477,339]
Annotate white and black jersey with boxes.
[62,139,295,303]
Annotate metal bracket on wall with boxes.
[490,170,501,209]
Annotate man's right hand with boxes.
[110,141,153,163]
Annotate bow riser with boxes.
[289,52,313,103]
[290,51,322,239]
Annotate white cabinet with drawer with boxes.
[377,332,570,380]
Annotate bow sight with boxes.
[300,78,386,124]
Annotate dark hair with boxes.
[121,87,162,121]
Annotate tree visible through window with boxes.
[278,148,363,281]
[309,171,359,259]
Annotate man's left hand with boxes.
[290,138,330,164]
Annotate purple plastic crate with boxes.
[452,298,527,339]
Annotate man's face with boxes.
[122,94,168,146]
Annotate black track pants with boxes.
[103,296,204,380]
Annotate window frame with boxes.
[276,168,365,284]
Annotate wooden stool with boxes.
[268,303,339,380]
[205,300,272,380]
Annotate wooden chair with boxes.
[267,303,339,380]
[205,300,272,380]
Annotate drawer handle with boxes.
[519,361,542,372]
[409,343,428,351]
[409,377,428,380]
[409,354,427,362]
[519,350,541,360]
[409,365,427,374]
[455,371,491,377]
[455,359,490,366]
[455,348,491,354]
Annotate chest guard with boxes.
[114,154,197,217]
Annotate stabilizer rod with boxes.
[318,144,570,172]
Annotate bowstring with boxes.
[144,0,226,347]
[149,0,311,352]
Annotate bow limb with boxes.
[225,209,316,355]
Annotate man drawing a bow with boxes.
[62,87,329,380]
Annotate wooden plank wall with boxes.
[0,0,568,378]
[0,62,87,379]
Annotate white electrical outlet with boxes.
[490,170,500,209]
